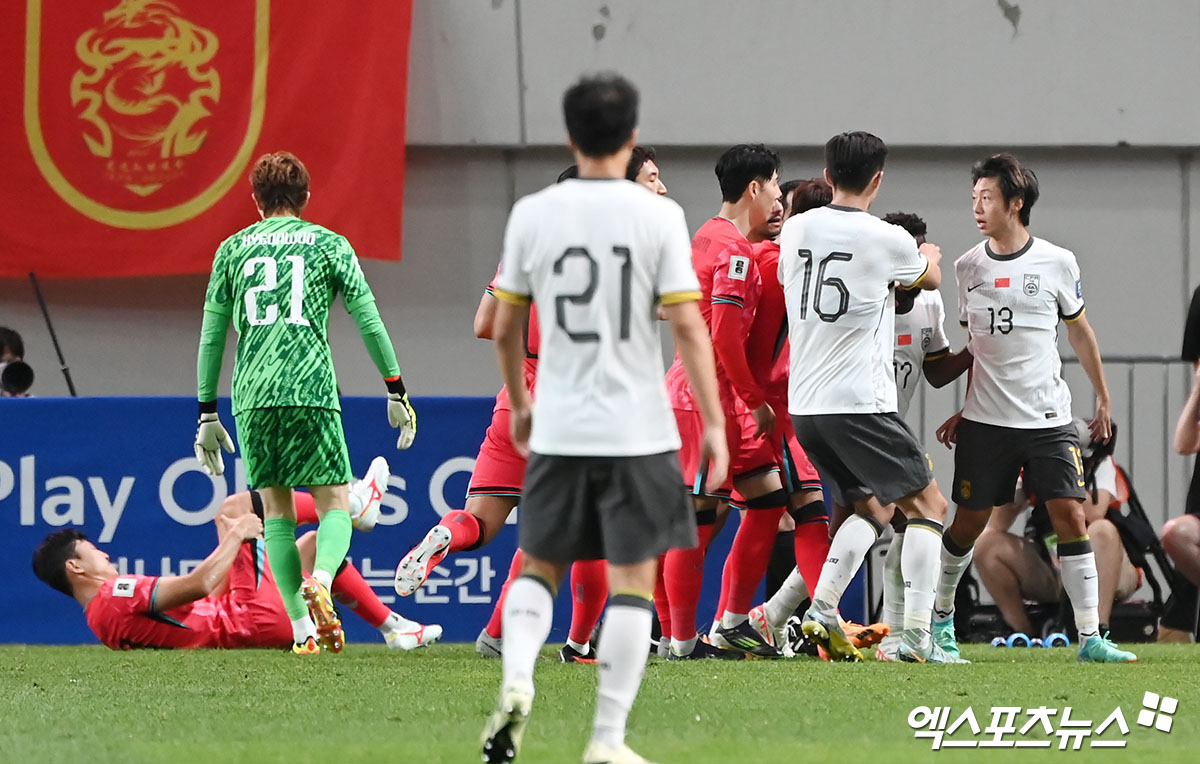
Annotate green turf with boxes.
[2,643,1196,763]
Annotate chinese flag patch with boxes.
[898,334,913,345]
[995,277,1010,288]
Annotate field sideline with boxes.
[4,643,1196,763]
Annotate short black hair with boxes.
[626,145,656,181]
[824,131,888,193]
[971,153,1039,226]
[0,327,24,359]
[32,529,88,598]
[789,177,833,217]
[557,165,579,183]
[562,73,639,158]
[882,211,927,240]
[715,144,780,203]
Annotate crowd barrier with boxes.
[2,396,863,647]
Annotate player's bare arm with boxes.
[493,297,533,455]
[664,300,729,491]
[923,346,973,388]
[474,291,499,339]
[1064,312,1111,441]
[1174,361,1200,455]
[909,241,943,290]
[150,513,263,612]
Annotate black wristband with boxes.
[198,400,218,416]
[384,376,407,397]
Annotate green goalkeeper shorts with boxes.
[236,406,353,489]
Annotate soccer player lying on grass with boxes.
[32,481,440,652]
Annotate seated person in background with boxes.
[0,326,33,397]
[974,421,1139,639]
[33,468,440,652]
[1161,357,1200,641]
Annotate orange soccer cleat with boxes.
[840,618,890,649]
[301,576,345,653]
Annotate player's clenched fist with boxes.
[387,392,417,449]
[194,412,235,475]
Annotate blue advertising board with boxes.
[1,396,862,648]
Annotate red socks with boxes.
[567,559,609,645]
[653,556,671,640]
[721,507,786,618]
[439,509,485,553]
[663,523,715,640]
[331,562,391,628]
[793,517,831,599]
[485,549,524,639]
[294,492,319,525]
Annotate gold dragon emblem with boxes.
[71,0,220,196]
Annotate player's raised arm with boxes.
[150,513,263,612]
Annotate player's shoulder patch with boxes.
[728,255,750,281]
[112,577,137,598]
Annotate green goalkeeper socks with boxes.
[263,517,308,621]
[314,509,353,585]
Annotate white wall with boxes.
[4,0,1200,528]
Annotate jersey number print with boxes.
[553,246,632,342]
[795,249,852,322]
[243,256,311,327]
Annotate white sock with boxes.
[811,514,882,618]
[882,532,906,636]
[291,616,316,643]
[1060,544,1101,640]
[720,612,748,629]
[765,567,809,628]
[502,576,554,690]
[313,570,333,592]
[902,520,943,651]
[670,635,698,656]
[379,611,416,636]
[591,597,653,750]
[933,534,974,620]
[567,638,589,654]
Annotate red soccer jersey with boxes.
[745,240,789,406]
[85,559,291,650]
[668,217,764,411]
[487,269,540,411]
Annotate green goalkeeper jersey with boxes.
[203,216,375,415]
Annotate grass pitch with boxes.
[3,643,1197,763]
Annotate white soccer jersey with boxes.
[894,289,951,418]
[494,179,700,456]
[956,237,1084,429]
[779,205,931,415]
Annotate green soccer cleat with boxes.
[800,609,863,662]
[481,683,533,763]
[898,630,971,664]
[931,615,962,660]
[1078,633,1138,663]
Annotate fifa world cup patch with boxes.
[113,578,137,598]
[728,255,749,280]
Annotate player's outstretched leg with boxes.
[801,513,884,662]
[348,456,390,532]
[397,496,514,596]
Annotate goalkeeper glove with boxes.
[194,411,235,476]
[387,393,417,450]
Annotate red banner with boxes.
[0,0,411,278]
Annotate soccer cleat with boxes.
[667,638,744,660]
[749,604,785,649]
[1078,633,1138,663]
[654,637,670,659]
[875,635,901,662]
[717,620,782,658]
[291,635,321,655]
[898,630,970,664]
[476,629,503,659]
[931,615,963,660]
[481,683,533,763]
[800,609,863,662]
[349,456,390,532]
[582,740,658,764]
[783,616,819,658]
[301,577,345,653]
[841,618,890,649]
[559,643,597,663]
[381,613,442,650]
[395,524,453,596]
